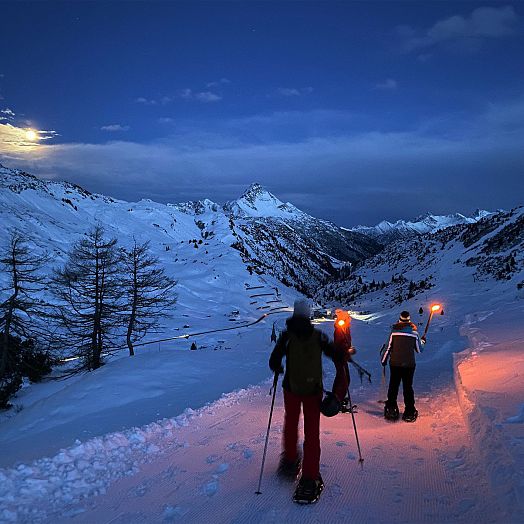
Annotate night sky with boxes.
[1,1,523,226]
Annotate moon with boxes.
[25,129,38,141]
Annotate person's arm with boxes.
[381,332,394,365]
[319,331,336,360]
[269,331,288,373]
[415,331,425,353]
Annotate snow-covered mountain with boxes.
[0,165,380,298]
[349,210,494,245]
[223,183,304,219]
[319,206,524,308]
[223,183,381,295]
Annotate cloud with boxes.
[158,117,174,124]
[374,79,398,90]
[2,97,523,225]
[101,124,130,132]
[398,5,519,53]
[179,89,222,102]
[1,108,16,120]
[0,123,57,155]
[135,96,173,106]
[135,97,157,105]
[206,78,231,88]
[276,87,314,97]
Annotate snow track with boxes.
[36,381,505,524]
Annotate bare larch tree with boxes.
[52,225,121,370]
[0,232,50,406]
[120,239,177,356]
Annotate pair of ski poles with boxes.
[255,370,364,495]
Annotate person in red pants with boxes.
[269,299,335,503]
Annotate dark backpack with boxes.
[287,330,323,395]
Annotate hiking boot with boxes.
[277,453,301,479]
[402,409,418,423]
[293,475,324,504]
[384,404,400,421]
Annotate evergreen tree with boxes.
[120,240,177,356]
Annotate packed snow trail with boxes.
[43,379,504,524]
[2,313,520,523]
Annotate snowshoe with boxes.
[277,453,301,480]
[340,399,358,413]
[384,404,400,421]
[293,475,324,504]
[402,409,418,423]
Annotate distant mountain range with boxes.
[320,205,524,308]
[2,163,516,302]
[0,165,378,296]
[348,210,494,244]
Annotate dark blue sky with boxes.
[1,1,523,226]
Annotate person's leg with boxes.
[402,367,416,413]
[301,393,322,480]
[283,389,301,461]
[386,366,402,408]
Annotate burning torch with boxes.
[422,303,443,341]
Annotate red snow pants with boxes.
[283,389,322,480]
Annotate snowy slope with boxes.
[0,163,375,465]
[350,209,493,244]
[225,184,381,294]
[318,206,524,518]
[1,164,523,523]
[0,166,380,297]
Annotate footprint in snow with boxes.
[335,441,347,447]
[206,454,220,464]
[203,479,219,497]
[243,448,254,459]
[163,505,187,521]
[216,463,229,474]
[346,452,357,460]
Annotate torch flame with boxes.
[337,320,346,327]
[431,304,441,313]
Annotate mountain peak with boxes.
[238,183,277,208]
[224,183,304,219]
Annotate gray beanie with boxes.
[293,299,311,319]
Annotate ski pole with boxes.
[255,371,279,495]
[347,385,364,467]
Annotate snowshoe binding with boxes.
[402,409,418,423]
[340,399,358,413]
[293,475,324,504]
[277,453,301,480]
[384,404,400,421]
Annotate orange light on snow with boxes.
[431,304,441,313]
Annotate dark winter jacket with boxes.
[381,321,423,368]
[269,316,335,395]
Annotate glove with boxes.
[270,364,284,375]
[344,346,356,361]
[421,336,426,345]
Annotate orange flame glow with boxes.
[337,320,346,327]
[431,304,441,313]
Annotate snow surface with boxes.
[0,165,522,523]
